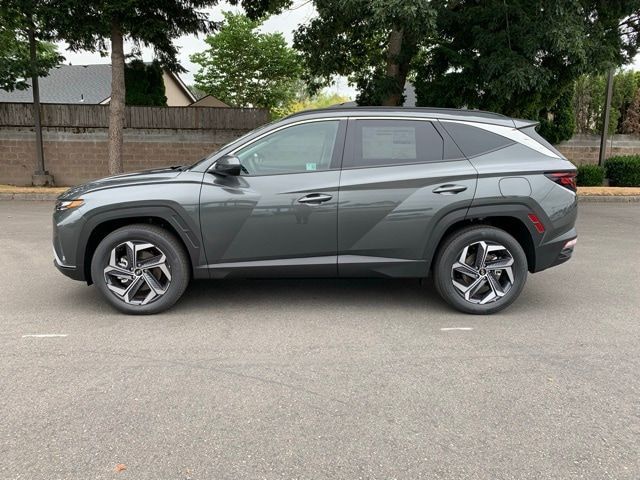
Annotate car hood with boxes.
[58,167,184,199]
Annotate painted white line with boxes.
[440,327,473,331]
[22,334,68,338]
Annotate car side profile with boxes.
[53,107,578,315]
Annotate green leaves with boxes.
[125,59,167,106]
[191,12,303,115]
[0,1,63,91]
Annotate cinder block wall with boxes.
[0,127,248,186]
[556,134,640,165]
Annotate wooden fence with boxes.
[0,103,270,130]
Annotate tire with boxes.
[91,224,190,315]
[433,225,528,314]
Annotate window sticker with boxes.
[362,127,417,160]
[306,162,317,171]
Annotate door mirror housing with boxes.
[211,155,242,176]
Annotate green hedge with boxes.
[576,164,605,186]
[605,155,640,187]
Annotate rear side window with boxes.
[345,119,444,168]
[441,122,514,158]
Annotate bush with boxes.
[576,164,605,186]
[605,155,640,187]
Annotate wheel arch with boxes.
[78,205,206,284]
[426,203,543,274]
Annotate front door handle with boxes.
[433,184,468,195]
[297,193,333,204]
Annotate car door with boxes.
[199,119,346,278]
[337,118,478,277]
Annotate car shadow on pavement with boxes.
[176,277,449,313]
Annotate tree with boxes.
[573,70,640,134]
[413,1,640,142]
[281,91,350,116]
[294,0,437,106]
[622,88,640,134]
[0,0,64,185]
[191,12,303,116]
[125,59,167,106]
[53,0,290,175]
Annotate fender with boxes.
[76,201,208,282]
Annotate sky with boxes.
[56,0,358,99]
[56,1,640,102]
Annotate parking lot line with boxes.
[21,334,68,338]
[440,327,474,331]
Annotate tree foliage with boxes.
[281,91,350,116]
[191,12,303,115]
[413,1,640,142]
[573,70,640,134]
[125,59,167,106]
[295,0,640,142]
[294,0,437,106]
[622,88,640,134]
[0,1,63,91]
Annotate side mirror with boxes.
[212,155,242,176]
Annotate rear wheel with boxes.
[91,224,190,314]
[434,226,528,314]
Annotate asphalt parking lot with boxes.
[0,201,639,480]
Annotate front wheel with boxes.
[91,224,190,314]
[434,226,528,314]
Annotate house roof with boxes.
[0,63,197,105]
[0,64,113,104]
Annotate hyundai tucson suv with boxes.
[53,107,578,315]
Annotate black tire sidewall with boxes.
[91,225,190,315]
[434,226,528,315]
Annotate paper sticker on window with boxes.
[306,163,317,171]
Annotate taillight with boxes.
[545,172,577,192]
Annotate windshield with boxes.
[187,119,280,169]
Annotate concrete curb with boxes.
[577,195,640,203]
[1,192,639,203]
[0,192,60,201]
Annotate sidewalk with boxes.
[0,185,639,202]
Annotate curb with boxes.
[577,195,640,203]
[0,192,60,201]
[1,192,639,203]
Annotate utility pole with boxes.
[598,67,615,167]
[28,19,53,186]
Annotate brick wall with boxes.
[0,127,249,186]
[556,134,640,165]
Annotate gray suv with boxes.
[53,107,578,315]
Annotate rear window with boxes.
[345,119,444,168]
[441,122,514,158]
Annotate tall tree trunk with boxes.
[108,19,125,175]
[27,20,47,184]
[382,27,410,107]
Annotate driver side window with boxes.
[235,121,340,176]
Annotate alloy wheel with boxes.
[450,241,515,305]
[103,241,172,306]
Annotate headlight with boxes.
[55,199,84,211]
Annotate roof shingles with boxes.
[0,64,112,104]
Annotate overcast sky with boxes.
[57,0,640,101]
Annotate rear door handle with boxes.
[433,184,468,195]
[297,193,333,204]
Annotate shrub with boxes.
[576,164,605,186]
[605,155,640,187]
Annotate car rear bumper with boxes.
[533,227,577,272]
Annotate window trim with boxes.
[229,118,347,177]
